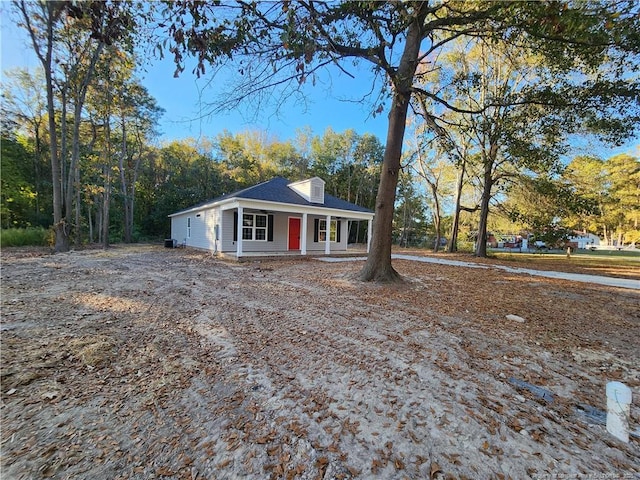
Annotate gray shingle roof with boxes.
[171,177,374,215]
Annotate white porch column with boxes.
[325,214,331,255]
[236,206,243,257]
[301,213,308,255]
[367,218,372,253]
[216,214,222,253]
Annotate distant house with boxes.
[569,232,601,249]
[168,176,375,258]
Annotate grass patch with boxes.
[491,250,640,269]
[578,249,640,258]
[0,227,51,247]
[69,336,116,368]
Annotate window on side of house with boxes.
[187,217,191,238]
[242,213,268,241]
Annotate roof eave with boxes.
[167,197,237,217]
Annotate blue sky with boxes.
[0,11,389,144]
[1,9,637,158]
[136,53,390,143]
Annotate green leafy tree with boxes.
[414,18,639,257]
[407,116,458,253]
[1,68,51,226]
[137,140,237,238]
[502,174,595,247]
[14,0,136,251]
[308,128,383,209]
[114,79,164,243]
[394,170,428,248]
[1,136,37,228]
[605,154,640,245]
[562,156,610,238]
[215,130,280,186]
[267,140,308,182]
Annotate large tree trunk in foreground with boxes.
[358,11,426,282]
[357,86,413,282]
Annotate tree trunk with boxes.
[74,155,81,247]
[617,227,623,247]
[67,43,105,247]
[448,161,466,253]
[30,2,69,252]
[432,184,442,253]
[33,123,42,223]
[102,110,111,249]
[102,163,111,249]
[60,86,68,222]
[67,97,82,246]
[358,11,426,282]
[96,193,103,244]
[49,75,67,251]
[357,93,409,282]
[475,162,493,257]
[119,119,132,243]
[87,204,94,244]
[122,128,145,243]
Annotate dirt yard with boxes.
[1,245,638,479]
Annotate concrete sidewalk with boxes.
[315,254,640,291]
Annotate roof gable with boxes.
[288,177,325,203]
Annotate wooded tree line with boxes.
[3,76,637,250]
[1,95,385,243]
[2,1,639,281]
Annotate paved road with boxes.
[316,254,640,291]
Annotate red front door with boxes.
[288,217,301,250]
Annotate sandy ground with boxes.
[1,245,639,479]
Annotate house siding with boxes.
[171,208,220,251]
[170,215,187,245]
[221,209,236,252]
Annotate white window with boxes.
[187,217,191,238]
[242,213,268,241]
[319,219,337,242]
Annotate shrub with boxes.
[456,241,475,253]
[0,227,50,247]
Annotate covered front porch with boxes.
[220,199,373,259]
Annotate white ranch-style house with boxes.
[169,177,375,258]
